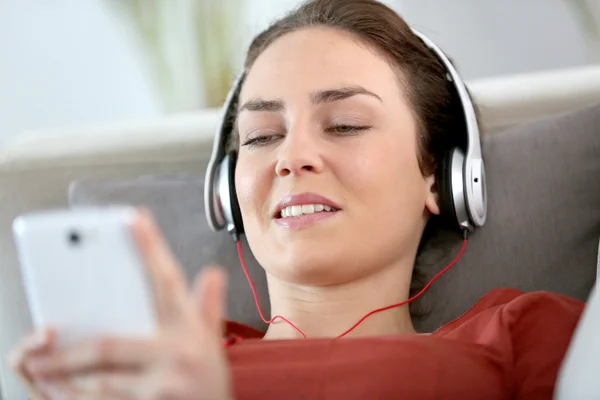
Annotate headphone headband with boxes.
[205,28,487,236]
[412,30,486,228]
[205,73,246,233]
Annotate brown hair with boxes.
[232,0,469,319]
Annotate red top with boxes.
[225,288,584,400]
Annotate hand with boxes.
[8,328,55,400]
[8,209,233,400]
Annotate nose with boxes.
[275,127,324,177]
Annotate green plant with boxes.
[109,0,244,110]
[564,0,600,60]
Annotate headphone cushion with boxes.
[437,149,457,225]
[227,151,245,234]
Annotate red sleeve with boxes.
[504,292,584,400]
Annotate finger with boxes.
[8,329,54,370]
[68,371,139,399]
[38,378,132,400]
[193,265,228,338]
[131,209,189,324]
[25,337,162,378]
[36,379,82,400]
[36,379,74,399]
[70,369,187,400]
[8,329,55,400]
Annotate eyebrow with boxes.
[237,85,382,113]
[311,85,382,104]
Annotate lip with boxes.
[273,192,341,218]
[273,192,341,230]
[275,211,338,229]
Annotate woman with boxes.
[9,0,584,399]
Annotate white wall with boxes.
[394,0,598,79]
[0,0,163,145]
[240,0,598,79]
[1,0,597,145]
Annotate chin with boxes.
[246,217,388,285]
[265,240,359,286]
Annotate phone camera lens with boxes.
[68,231,81,246]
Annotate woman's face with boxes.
[235,27,439,286]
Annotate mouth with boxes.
[273,192,341,220]
[277,203,340,219]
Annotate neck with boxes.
[263,262,417,340]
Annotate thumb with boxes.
[193,265,228,337]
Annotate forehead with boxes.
[240,26,401,104]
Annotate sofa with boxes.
[1,65,599,400]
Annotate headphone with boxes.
[205,29,487,239]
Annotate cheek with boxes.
[348,134,425,209]
[234,156,270,224]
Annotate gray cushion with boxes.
[414,101,600,331]
[597,238,600,282]
[69,102,600,333]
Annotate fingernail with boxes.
[37,379,51,391]
[26,358,49,377]
[37,380,61,397]
[138,208,156,230]
[30,330,47,349]
[138,207,152,220]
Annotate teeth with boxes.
[279,204,336,218]
[301,204,314,214]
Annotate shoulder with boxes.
[434,288,584,338]
[433,288,586,399]
[433,288,584,389]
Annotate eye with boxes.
[241,134,283,148]
[326,124,371,134]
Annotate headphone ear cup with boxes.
[226,151,244,235]
[437,149,459,226]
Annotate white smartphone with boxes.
[13,206,157,348]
